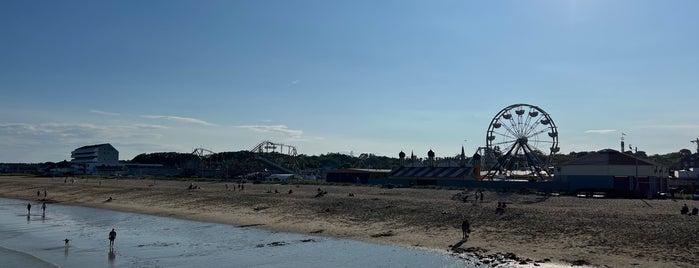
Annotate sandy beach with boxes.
[1,176,697,267]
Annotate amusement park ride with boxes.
[188,104,562,181]
[482,103,560,181]
[250,141,299,174]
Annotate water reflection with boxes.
[108,248,115,266]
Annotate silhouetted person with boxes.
[64,238,70,246]
[681,204,689,215]
[27,203,32,215]
[461,220,471,240]
[109,228,117,248]
[41,202,46,215]
[496,201,505,215]
[692,207,698,216]
[37,191,41,198]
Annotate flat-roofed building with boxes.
[555,149,668,197]
[71,143,121,174]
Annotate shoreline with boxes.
[0,245,58,268]
[1,176,697,267]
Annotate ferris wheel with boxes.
[484,104,559,180]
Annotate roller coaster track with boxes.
[192,147,215,159]
[250,140,297,156]
[250,141,298,174]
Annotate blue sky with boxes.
[1,0,698,163]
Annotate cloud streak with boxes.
[141,115,216,126]
[237,124,303,137]
[0,122,178,161]
[90,110,120,116]
[584,129,617,134]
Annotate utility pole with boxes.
[691,138,699,154]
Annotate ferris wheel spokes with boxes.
[484,103,559,180]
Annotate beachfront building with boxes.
[554,149,669,197]
[384,148,478,187]
[325,168,391,184]
[70,143,123,175]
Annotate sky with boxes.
[1,0,698,163]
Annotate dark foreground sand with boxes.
[1,176,697,267]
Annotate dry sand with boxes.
[1,176,697,267]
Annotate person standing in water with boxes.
[26,203,32,215]
[41,202,46,216]
[108,228,117,248]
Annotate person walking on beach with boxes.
[41,202,46,215]
[461,219,471,241]
[108,228,117,248]
[27,203,32,215]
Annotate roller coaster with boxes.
[250,141,298,156]
[250,141,299,175]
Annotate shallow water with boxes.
[0,198,472,267]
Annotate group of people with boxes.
[26,195,118,249]
[36,190,48,199]
[461,191,485,203]
[26,202,47,216]
[65,228,117,248]
[680,204,698,215]
[223,183,246,191]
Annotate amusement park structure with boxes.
[192,147,215,159]
[250,141,298,174]
[483,103,560,181]
[250,140,298,156]
[191,147,216,177]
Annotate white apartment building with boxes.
[70,143,121,174]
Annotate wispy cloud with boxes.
[291,80,300,85]
[0,122,167,159]
[0,122,174,162]
[585,129,617,134]
[238,124,303,137]
[90,110,120,116]
[141,115,216,126]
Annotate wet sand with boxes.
[0,197,466,268]
[1,176,697,267]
